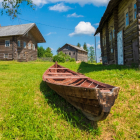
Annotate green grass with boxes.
[0,61,140,140]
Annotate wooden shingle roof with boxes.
[94,0,120,35]
[58,43,88,53]
[0,23,46,43]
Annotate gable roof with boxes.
[0,23,46,43]
[58,43,88,53]
[94,0,120,35]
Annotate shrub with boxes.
[53,55,65,63]
[70,58,75,62]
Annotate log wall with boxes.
[100,0,139,66]
[0,31,38,62]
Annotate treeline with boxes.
[37,46,53,58]
[37,43,96,63]
[37,46,75,63]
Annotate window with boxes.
[4,54,8,58]
[28,43,31,49]
[33,44,35,50]
[113,29,115,39]
[73,52,75,55]
[134,3,137,20]
[23,42,26,48]
[125,12,129,26]
[18,40,20,47]
[69,52,71,55]
[26,32,28,37]
[5,40,10,47]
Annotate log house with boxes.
[0,23,46,62]
[95,0,140,68]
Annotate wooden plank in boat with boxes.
[49,68,68,69]
[47,73,73,75]
[44,76,87,79]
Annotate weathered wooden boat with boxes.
[43,62,119,121]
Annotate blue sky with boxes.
[0,0,109,62]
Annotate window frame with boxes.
[5,40,10,47]
[28,43,31,49]
[33,44,35,50]
[17,40,20,47]
[23,41,26,48]
[125,9,129,27]
[133,1,137,21]
[4,53,9,58]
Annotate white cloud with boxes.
[32,0,47,6]
[32,0,109,6]
[49,3,72,12]
[0,0,109,8]
[97,44,101,49]
[69,21,96,37]
[67,13,84,18]
[87,43,94,48]
[46,32,56,36]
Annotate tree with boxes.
[89,46,95,63]
[83,43,88,52]
[37,46,45,57]
[77,43,81,47]
[44,47,53,58]
[1,0,35,19]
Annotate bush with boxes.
[70,58,75,62]
[53,55,65,63]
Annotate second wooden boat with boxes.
[43,62,119,121]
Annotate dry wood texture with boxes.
[95,0,140,66]
[43,63,120,122]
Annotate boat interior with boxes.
[43,63,115,92]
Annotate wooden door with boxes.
[132,39,139,63]
[117,30,124,65]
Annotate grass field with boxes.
[0,61,140,140]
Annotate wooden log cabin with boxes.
[0,23,46,62]
[57,43,88,62]
[95,0,140,68]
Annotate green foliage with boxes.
[89,46,95,63]
[77,43,81,47]
[38,46,53,58]
[1,0,35,19]
[44,47,53,58]
[37,46,45,57]
[83,42,88,52]
[53,51,74,63]
[70,58,76,62]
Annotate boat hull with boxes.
[45,80,119,121]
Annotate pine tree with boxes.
[77,43,81,47]
[44,47,53,57]
[89,46,95,63]
[37,46,45,57]
[83,43,88,52]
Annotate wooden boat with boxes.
[43,62,119,122]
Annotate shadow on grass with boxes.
[77,62,139,74]
[40,81,100,134]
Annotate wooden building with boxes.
[95,0,140,67]
[58,43,88,62]
[0,23,45,62]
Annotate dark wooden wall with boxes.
[58,44,88,62]
[0,31,38,62]
[100,0,140,66]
